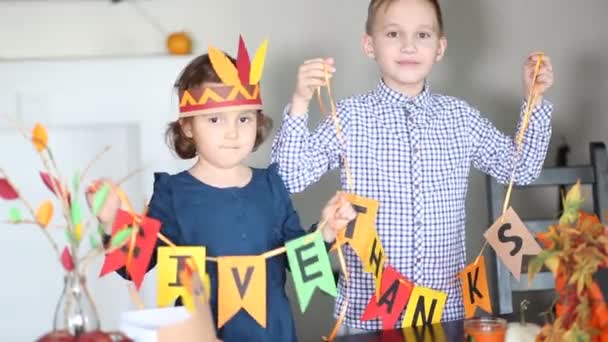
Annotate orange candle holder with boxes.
[463,317,507,342]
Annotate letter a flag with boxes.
[361,265,413,329]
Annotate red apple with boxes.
[77,330,112,342]
[37,330,75,342]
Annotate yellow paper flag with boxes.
[157,246,207,313]
[362,230,386,299]
[402,286,447,327]
[217,255,266,328]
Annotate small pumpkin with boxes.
[166,32,192,55]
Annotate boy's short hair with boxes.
[365,0,444,35]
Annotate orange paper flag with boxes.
[217,255,266,328]
[484,207,542,281]
[335,193,379,262]
[460,256,492,318]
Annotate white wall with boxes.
[1,0,607,341]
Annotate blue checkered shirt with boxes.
[271,81,553,330]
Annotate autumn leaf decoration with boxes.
[530,181,608,341]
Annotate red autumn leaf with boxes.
[0,178,19,200]
[40,172,71,203]
[61,247,74,272]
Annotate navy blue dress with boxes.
[145,165,305,342]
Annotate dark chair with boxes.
[486,142,608,315]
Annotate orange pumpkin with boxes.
[166,32,192,55]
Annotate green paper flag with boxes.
[8,207,22,222]
[286,232,337,312]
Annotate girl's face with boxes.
[181,109,258,170]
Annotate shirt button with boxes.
[241,233,247,239]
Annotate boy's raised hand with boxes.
[290,57,335,117]
[523,52,554,106]
[319,192,356,243]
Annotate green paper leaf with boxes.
[71,201,83,226]
[90,235,100,249]
[72,172,80,193]
[92,183,110,215]
[7,207,22,222]
[65,230,74,244]
[111,227,133,248]
[285,232,337,312]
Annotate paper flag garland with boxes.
[484,207,542,281]
[285,232,337,312]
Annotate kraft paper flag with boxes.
[402,286,447,327]
[484,207,542,281]
[157,246,207,312]
[361,265,413,329]
[363,230,387,299]
[217,255,266,328]
[99,209,161,289]
[335,193,379,263]
[286,232,337,312]
[460,256,492,318]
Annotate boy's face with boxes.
[362,0,446,95]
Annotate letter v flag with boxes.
[217,255,266,328]
[460,255,492,318]
[286,232,337,312]
[99,209,161,289]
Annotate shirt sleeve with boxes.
[469,99,553,185]
[270,101,351,193]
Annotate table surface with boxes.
[333,320,466,342]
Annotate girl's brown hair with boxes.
[166,53,273,159]
[365,0,444,35]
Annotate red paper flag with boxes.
[361,265,413,329]
[99,209,161,289]
[0,178,18,200]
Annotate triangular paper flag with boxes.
[361,265,413,329]
[286,232,337,312]
[334,193,379,263]
[402,286,447,327]
[460,256,492,318]
[484,207,542,281]
[217,255,266,328]
[363,230,386,299]
[99,209,161,289]
[157,246,207,312]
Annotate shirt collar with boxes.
[373,79,433,112]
